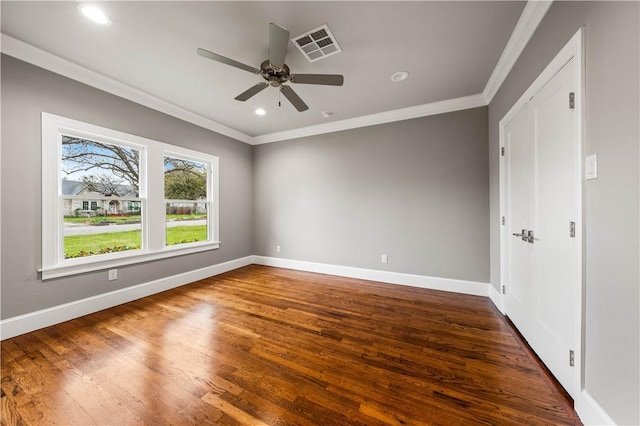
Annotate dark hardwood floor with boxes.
[1,265,581,425]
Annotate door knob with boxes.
[512,229,529,242]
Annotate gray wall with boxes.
[254,107,489,284]
[488,2,639,424]
[1,55,254,319]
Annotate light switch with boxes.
[585,154,597,180]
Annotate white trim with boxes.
[483,1,554,103]
[499,28,584,400]
[1,0,552,146]
[252,94,488,145]
[2,256,490,340]
[488,283,505,314]
[41,112,221,280]
[575,391,617,425]
[252,256,489,297]
[0,251,616,424]
[0,34,252,145]
[39,242,222,280]
[0,256,253,340]
[0,28,3,328]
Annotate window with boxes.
[61,136,142,259]
[164,156,210,247]
[42,113,219,279]
[127,201,140,212]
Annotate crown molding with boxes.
[482,1,553,103]
[252,93,488,145]
[1,0,550,146]
[0,34,253,144]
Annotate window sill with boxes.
[39,241,221,280]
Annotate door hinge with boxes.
[501,216,505,225]
[569,92,575,110]
[501,147,505,156]
[569,221,576,238]
[569,350,575,367]
[501,285,506,295]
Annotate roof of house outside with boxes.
[61,178,137,197]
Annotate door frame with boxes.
[498,28,585,399]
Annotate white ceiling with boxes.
[1,1,531,143]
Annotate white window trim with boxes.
[163,152,214,247]
[41,113,220,280]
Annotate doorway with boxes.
[499,29,583,399]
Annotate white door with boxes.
[504,102,533,340]
[505,58,579,397]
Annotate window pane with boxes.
[166,202,208,246]
[61,136,140,197]
[164,157,207,200]
[63,198,142,259]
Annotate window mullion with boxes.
[210,157,219,243]
[42,113,219,279]
[146,146,165,251]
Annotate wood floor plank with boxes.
[1,265,581,425]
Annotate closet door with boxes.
[529,58,578,392]
[504,58,579,396]
[504,101,533,340]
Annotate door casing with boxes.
[498,28,584,399]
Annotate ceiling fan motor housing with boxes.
[260,60,290,87]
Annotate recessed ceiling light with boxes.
[390,71,410,82]
[321,111,334,118]
[255,108,266,116]
[77,3,112,26]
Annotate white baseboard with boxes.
[1,254,619,425]
[252,256,490,297]
[0,256,253,340]
[488,283,505,314]
[0,255,490,340]
[575,390,617,425]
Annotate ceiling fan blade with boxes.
[290,74,344,86]
[269,23,290,69]
[235,83,269,101]
[280,86,309,112]
[197,48,260,74]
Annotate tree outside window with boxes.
[61,136,142,259]
[164,156,209,246]
[42,113,220,279]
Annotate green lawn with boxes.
[166,225,208,245]
[64,225,207,258]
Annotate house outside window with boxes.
[164,156,210,247]
[42,113,219,279]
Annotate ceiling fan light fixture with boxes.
[198,22,343,113]
[77,3,111,25]
[255,108,266,116]
[391,71,410,82]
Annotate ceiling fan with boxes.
[197,23,344,112]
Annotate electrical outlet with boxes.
[381,254,388,264]
[108,269,118,281]
[276,245,281,253]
